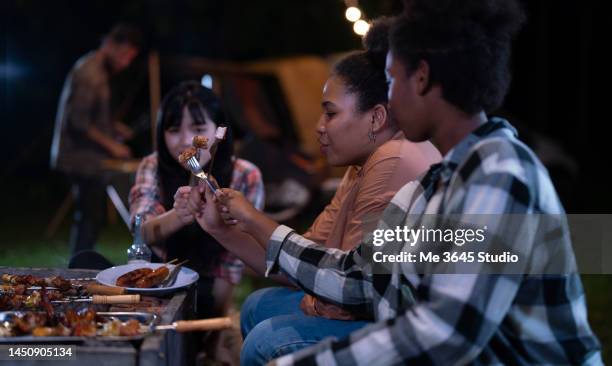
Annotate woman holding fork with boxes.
[128,81,264,318]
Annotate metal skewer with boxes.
[51,294,141,305]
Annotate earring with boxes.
[368,127,376,142]
[368,119,376,142]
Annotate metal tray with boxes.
[0,311,158,343]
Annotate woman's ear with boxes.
[415,60,431,96]
[371,104,388,133]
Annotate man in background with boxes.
[51,23,142,256]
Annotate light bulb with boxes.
[353,20,370,36]
[345,7,361,22]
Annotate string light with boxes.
[343,1,369,36]
[345,7,361,22]
[353,20,370,36]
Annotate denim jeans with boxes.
[240,287,370,366]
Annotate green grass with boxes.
[0,219,131,268]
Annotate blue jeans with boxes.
[240,287,369,366]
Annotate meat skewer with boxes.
[1,274,72,290]
[1,284,125,296]
[115,266,169,288]
[116,268,153,287]
[51,294,141,305]
[1,310,233,338]
[1,288,137,310]
[1,290,64,310]
[114,260,187,288]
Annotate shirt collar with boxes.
[438,117,518,183]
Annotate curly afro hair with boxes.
[390,0,526,114]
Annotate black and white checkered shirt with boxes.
[265,118,602,365]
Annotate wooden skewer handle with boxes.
[86,284,126,295]
[173,317,232,332]
[92,294,141,304]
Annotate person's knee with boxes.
[241,319,281,366]
[240,287,274,337]
[240,327,260,366]
[241,319,317,366]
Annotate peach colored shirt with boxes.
[304,131,441,250]
[300,131,441,320]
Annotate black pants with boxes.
[69,175,107,256]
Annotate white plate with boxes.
[95,263,199,295]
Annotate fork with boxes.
[186,156,218,193]
[158,260,188,288]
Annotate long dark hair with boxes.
[156,81,234,208]
[155,81,234,274]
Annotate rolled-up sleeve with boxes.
[264,226,373,313]
[265,225,295,277]
[128,155,166,227]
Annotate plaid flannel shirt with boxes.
[266,118,602,365]
[129,153,264,285]
[51,52,114,177]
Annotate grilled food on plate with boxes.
[115,266,169,288]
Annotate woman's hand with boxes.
[299,294,356,320]
[173,186,194,225]
[188,181,228,235]
[216,189,260,232]
[299,293,319,317]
